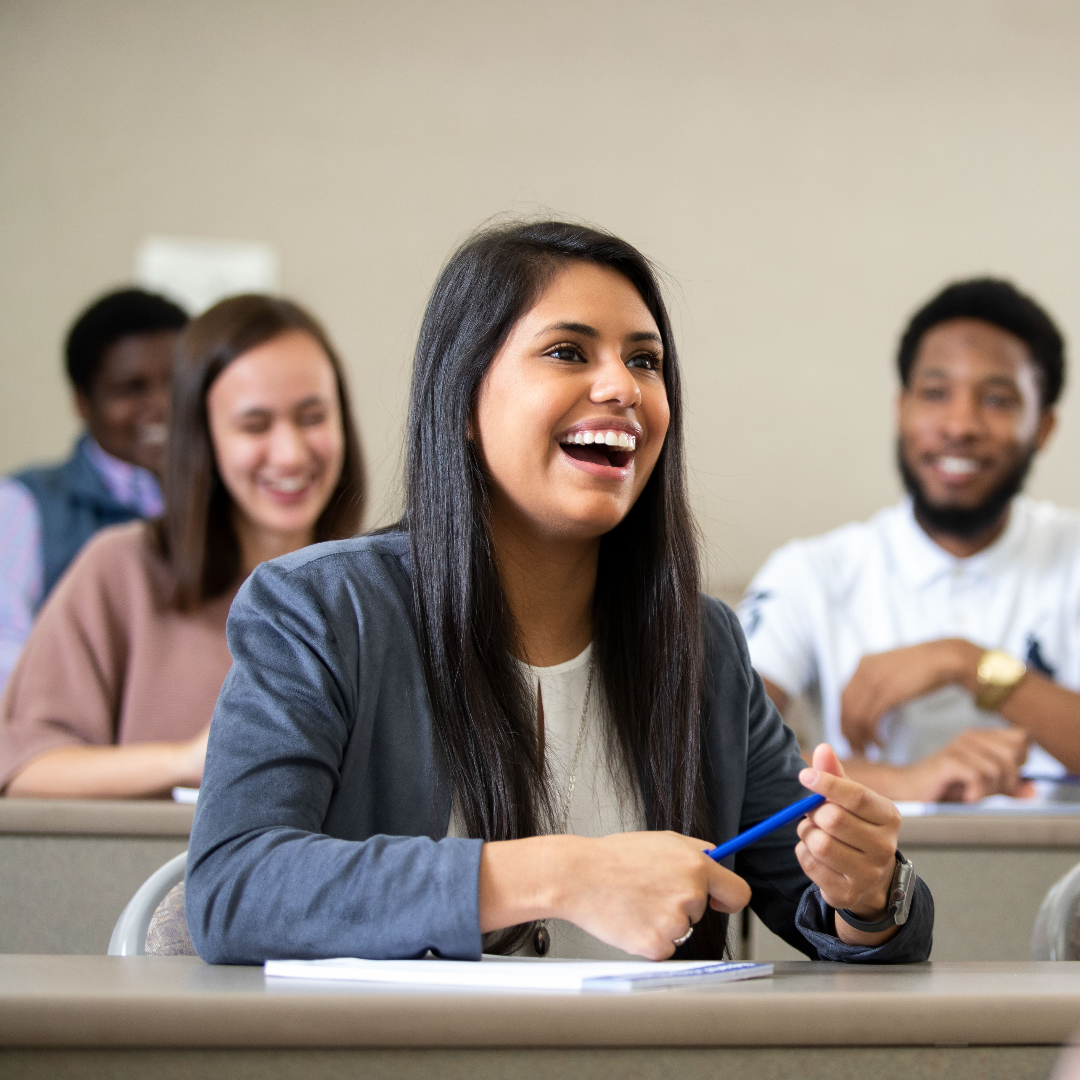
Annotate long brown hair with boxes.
[159,294,365,611]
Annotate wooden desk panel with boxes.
[0,799,194,837]
[4,801,1080,963]
[899,813,1080,847]
[0,957,1073,1080]
[1,956,1076,1048]
[0,799,192,954]
[0,1046,1058,1080]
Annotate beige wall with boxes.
[2,0,1080,595]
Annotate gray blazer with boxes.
[186,532,933,964]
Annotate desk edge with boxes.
[0,799,194,837]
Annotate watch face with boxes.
[892,860,915,925]
[978,650,1026,687]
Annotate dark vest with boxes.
[13,438,144,611]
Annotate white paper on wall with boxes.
[134,235,280,315]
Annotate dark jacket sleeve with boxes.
[710,600,933,963]
[185,552,483,965]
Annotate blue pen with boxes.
[705,792,826,862]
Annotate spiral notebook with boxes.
[264,956,773,993]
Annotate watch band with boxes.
[836,850,915,933]
[835,905,897,934]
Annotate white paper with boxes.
[135,235,280,314]
[264,956,773,993]
[897,795,1080,816]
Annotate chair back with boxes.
[1032,860,1080,960]
[145,881,196,955]
[108,850,188,956]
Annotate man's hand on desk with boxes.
[840,639,985,752]
[835,636,1080,786]
[842,728,1032,803]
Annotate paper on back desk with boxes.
[263,957,773,992]
[897,794,1080,815]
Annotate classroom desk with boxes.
[0,956,1075,1080]
[749,812,1080,963]
[2,798,1078,963]
[0,799,193,955]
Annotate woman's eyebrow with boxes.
[536,322,662,345]
[537,321,599,338]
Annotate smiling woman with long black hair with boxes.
[186,222,933,964]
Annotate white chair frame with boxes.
[1032,860,1080,960]
[107,850,188,956]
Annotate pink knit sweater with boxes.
[0,521,235,789]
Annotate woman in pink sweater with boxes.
[0,295,365,798]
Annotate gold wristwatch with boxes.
[975,649,1027,711]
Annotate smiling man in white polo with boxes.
[740,278,1080,802]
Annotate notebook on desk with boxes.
[264,956,773,992]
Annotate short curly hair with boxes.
[65,288,189,394]
[897,278,1065,408]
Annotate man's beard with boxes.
[897,439,1036,540]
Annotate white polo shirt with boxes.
[738,496,1080,773]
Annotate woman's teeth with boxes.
[561,430,637,450]
[264,476,310,494]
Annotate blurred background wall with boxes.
[2,0,1079,597]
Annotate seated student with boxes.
[0,295,365,799]
[186,221,932,965]
[740,278,1080,803]
[0,289,189,695]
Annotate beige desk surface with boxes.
[1,798,1079,846]
[0,799,194,836]
[899,813,1080,846]
[1,956,1079,1049]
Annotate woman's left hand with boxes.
[795,743,903,945]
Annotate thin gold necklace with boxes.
[533,658,595,957]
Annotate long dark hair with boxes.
[404,222,723,957]
[160,294,366,611]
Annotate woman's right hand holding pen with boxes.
[478,831,751,960]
